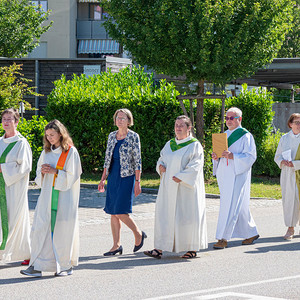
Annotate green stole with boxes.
[295,144,300,201]
[51,146,71,234]
[0,141,18,250]
[228,127,249,147]
[170,137,198,152]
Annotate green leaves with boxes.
[103,0,293,84]
[0,64,38,112]
[0,0,52,58]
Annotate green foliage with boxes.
[0,64,37,112]
[45,67,278,179]
[46,66,184,173]
[103,0,293,84]
[0,0,52,57]
[0,116,48,179]
[252,130,283,177]
[277,1,300,57]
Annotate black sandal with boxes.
[181,251,197,259]
[144,249,162,259]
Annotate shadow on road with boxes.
[77,252,192,270]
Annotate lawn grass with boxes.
[81,172,282,199]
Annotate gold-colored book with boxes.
[212,133,228,158]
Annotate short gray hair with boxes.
[226,107,242,117]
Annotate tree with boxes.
[0,64,38,112]
[103,0,293,140]
[277,0,300,57]
[0,0,52,58]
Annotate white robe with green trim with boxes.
[154,136,207,252]
[213,127,258,241]
[274,130,300,227]
[0,133,32,262]
[29,146,82,273]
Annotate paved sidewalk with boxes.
[28,186,282,226]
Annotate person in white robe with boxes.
[0,108,31,263]
[212,107,259,249]
[274,113,300,240]
[21,119,82,277]
[144,115,207,259]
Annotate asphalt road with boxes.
[1,187,300,300]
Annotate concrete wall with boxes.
[34,0,77,58]
[273,102,300,132]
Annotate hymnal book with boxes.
[212,133,228,158]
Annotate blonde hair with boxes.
[288,113,300,128]
[43,119,73,153]
[113,108,134,127]
[1,108,20,122]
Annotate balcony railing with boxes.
[77,20,111,39]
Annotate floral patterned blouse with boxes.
[103,130,142,178]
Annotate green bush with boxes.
[0,116,48,179]
[46,66,185,173]
[253,130,283,177]
[45,67,278,179]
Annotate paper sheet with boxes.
[282,149,292,161]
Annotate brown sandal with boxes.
[181,251,197,259]
[144,249,162,259]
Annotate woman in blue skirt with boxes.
[98,108,146,255]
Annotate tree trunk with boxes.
[196,80,205,142]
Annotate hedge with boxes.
[45,66,279,179]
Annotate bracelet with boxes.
[135,179,140,182]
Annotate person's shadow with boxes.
[203,236,298,254]
[77,251,197,271]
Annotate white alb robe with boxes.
[154,136,207,253]
[274,130,300,227]
[213,126,258,240]
[0,133,32,262]
[30,146,82,273]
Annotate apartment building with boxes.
[28,0,121,59]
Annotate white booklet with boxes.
[282,149,292,161]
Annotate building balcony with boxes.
[77,20,110,39]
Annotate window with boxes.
[89,4,108,20]
[31,1,48,13]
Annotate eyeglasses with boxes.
[2,118,14,123]
[225,116,240,121]
[292,121,300,125]
[116,117,127,121]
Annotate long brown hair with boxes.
[43,120,73,153]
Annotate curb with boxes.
[30,182,277,200]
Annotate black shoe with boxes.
[103,245,123,256]
[133,231,147,252]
